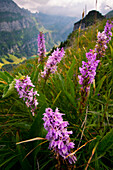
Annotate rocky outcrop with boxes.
[73,10,104,31]
[0,0,34,32]
[0,0,39,57]
[0,18,31,32]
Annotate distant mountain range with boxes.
[106,10,113,18]
[0,0,113,71]
[0,0,77,61]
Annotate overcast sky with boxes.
[13,0,113,18]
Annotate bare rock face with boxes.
[0,19,31,32]
[0,0,39,57]
[0,0,34,32]
[73,10,104,31]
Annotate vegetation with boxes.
[0,0,76,60]
[0,54,26,71]
[0,12,24,23]
[0,18,113,170]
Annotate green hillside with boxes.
[0,0,77,65]
[0,17,113,169]
[0,54,26,70]
[0,15,53,57]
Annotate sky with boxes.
[13,0,113,18]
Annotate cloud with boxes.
[99,0,113,15]
[36,0,50,4]
[13,0,112,17]
[30,1,95,18]
[47,0,72,7]
[14,0,50,5]
[13,0,50,13]
[13,0,50,9]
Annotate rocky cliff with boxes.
[0,0,36,32]
[0,0,42,58]
[73,10,104,31]
[0,19,31,32]
[0,0,77,59]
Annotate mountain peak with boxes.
[73,10,104,31]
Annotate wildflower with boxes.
[78,50,100,92]
[37,32,46,63]
[41,48,65,78]
[42,108,77,164]
[78,20,113,91]
[95,20,113,59]
[15,75,39,116]
[104,20,113,43]
[95,31,107,59]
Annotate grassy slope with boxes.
[14,19,107,74]
[0,54,26,69]
[0,18,113,169]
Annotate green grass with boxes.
[0,54,26,69]
[0,18,113,169]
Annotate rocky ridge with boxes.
[73,10,104,31]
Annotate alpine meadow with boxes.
[0,4,113,170]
